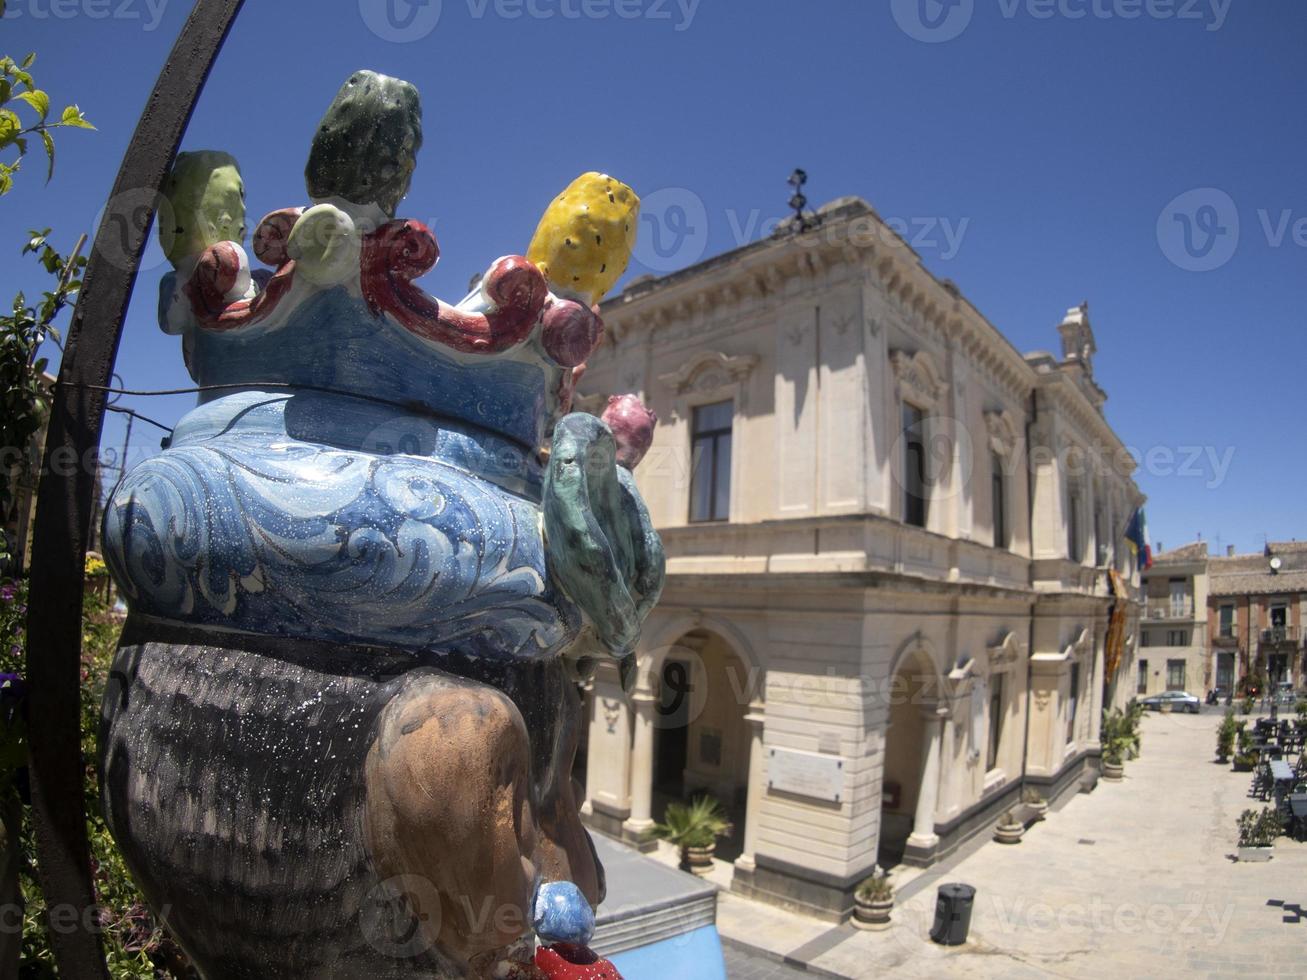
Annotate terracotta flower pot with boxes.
[852,896,893,931]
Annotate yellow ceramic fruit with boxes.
[527,172,640,305]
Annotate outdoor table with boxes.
[1270,760,1294,785]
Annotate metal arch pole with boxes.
[23,1,245,974]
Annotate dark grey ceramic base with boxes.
[98,619,594,978]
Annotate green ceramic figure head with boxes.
[305,70,423,217]
[159,150,247,265]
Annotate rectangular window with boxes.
[1269,604,1288,641]
[1167,630,1188,647]
[1067,488,1082,562]
[689,401,733,523]
[1218,605,1235,638]
[1137,658,1149,694]
[1141,630,1151,647]
[1094,508,1108,566]
[1169,579,1187,618]
[903,403,928,528]
[991,453,1008,549]
[1166,659,1186,690]
[1066,662,1080,743]
[987,673,1004,772]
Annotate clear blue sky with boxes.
[3,0,1303,556]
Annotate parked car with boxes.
[1139,691,1201,713]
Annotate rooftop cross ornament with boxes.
[97,70,663,978]
[786,167,820,234]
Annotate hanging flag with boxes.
[1125,508,1152,571]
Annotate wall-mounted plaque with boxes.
[767,747,844,803]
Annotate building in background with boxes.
[574,197,1145,922]
[1209,542,1307,693]
[1137,541,1210,697]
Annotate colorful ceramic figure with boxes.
[100,70,661,979]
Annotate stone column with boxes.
[907,705,946,850]
[622,685,657,842]
[734,701,766,873]
[582,659,633,838]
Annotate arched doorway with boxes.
[651,629,757,863]
[879,642,942,867]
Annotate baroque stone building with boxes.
[575,197,1145,921]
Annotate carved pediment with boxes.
[984,409,1020,457]
[987,631,1022,673]
[659,350,758,395]
[890,349,944,409]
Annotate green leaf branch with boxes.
[0,53,94,196]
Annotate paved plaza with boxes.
[708,709,1307,978]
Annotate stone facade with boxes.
[1208,541,1307,693]
[1136,541,1210,697]
[575,198,1145,922]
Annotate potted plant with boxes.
[1240,694,1255,716]
[1021,786,1048,821]
[1216,710,1238,763]
[1101,746,1125,781]
[1123,701,1144,757]
[1232,724,1256,771]
[1236,807,1282,862]
[994,809,1024,844]
[852,866,894,930]
[1099,707,1136,779]
[646,795,733,875]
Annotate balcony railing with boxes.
[1144,601,1194,620]
[1260,626,1299,645]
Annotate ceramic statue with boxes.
[99,70,663,980]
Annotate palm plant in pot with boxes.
[1236,806,1282,862]
[994,808,1025,844]
[1099,707,1136,780]
[646,795,733,875]
[852,866,894,930]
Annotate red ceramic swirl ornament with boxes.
[535,943,624,979]
[184,208,301,331]
[362,219,551,355]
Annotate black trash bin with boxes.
[930,883,976,945]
